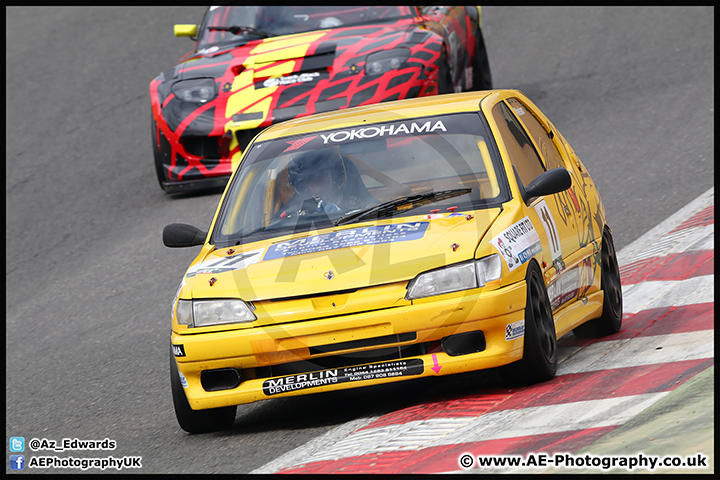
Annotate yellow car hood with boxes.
[185,208,501,301]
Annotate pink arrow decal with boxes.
[431,354,442,373]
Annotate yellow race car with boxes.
[163,89,623,433]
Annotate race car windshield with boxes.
[211,112,509,247]
[198,6,414,49]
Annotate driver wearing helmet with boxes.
[281,148,375,218]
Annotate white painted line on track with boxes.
[252,416,379,474]
[259,393,668,467]
[557,330,714,375]
[440,393,668,446]
[627,224,713,261]
[621,275,714,314]
[616,187,713,265]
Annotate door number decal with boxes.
[534,199,562,263]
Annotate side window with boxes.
[506,98,564,170]
[491,101,545,187]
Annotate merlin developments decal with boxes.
[263,222,429,260]
[185,248,264,278]
[263,358,424,396]
[489,217,542,271]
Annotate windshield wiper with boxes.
[207,25,275,39]
[334,188,472,226]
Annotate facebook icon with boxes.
[10,455,25,470]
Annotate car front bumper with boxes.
[172,279,527,410]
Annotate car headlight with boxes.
[171,78,217,103]
[475,254,502,287]
[174,299,256,327]
[406,255,502,300]
[365,48,412,76]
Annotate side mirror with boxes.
[174,24,198,38]
[524,167,572,199]
[163,223,207,248]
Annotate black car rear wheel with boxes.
[170,348,236,434]
[573,229,623,338]
[502,261,557,385]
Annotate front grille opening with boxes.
[441,331,486,357]
[255,340,431,379]
[201,368,242,392]
[310,332,416,355]
[181,136,220,158]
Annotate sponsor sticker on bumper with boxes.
[505,320,525,341]
[262,358,424,396]
[171,344,186,357]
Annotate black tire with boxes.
[573,229,623,338]
[170,348,236,434]
[471,27,492,90]
[503,261,557,385]
[151,116,168,191]
[437,50,454,95]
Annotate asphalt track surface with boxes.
[5,6,714,474]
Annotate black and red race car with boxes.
[150,6,492,193]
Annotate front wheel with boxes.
[502,261,557,385]
[170,348,236,434]
[573,229,623,338]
